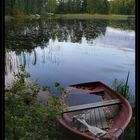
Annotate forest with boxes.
[5,0,135,16]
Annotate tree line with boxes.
[5,0,135,16]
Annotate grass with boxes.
[5,13,135,22]
[5,15,39,22]
[55,13,135,20]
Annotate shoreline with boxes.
[5,14,135,21]
[55,14,135,20]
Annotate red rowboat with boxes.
[59,81,132,140]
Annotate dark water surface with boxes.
[5,18,135,97]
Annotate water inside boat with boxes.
[65,93,103,106]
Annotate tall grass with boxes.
[111,71,134,101]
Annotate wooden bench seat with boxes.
[63,99,121,113]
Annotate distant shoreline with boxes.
[5,14,135,21]
[55,14,135,20]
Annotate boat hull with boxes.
[59,81,132,140]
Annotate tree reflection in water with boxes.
[5,18,135,86]
[5,19,109,71]
[5,19,109,52]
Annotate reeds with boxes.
[111,71,131,100]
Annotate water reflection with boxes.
[5,19,135,53]
[109,20,135,31]
[94,27,135,49]
[5,19,109,53]
[5,19,135,95]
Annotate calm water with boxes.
[5,18,135,97]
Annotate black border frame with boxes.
[2,0,139,140]
[136,0,139,140]
[1,0,4,139]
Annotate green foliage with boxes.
[5,64,68,140]
[111,72,131,100]
[5,0,135,16]
[111,71,135,106]
[45,0,57,13]
[109,0,135,15]
[87,0,109,14]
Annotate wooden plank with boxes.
[74,108,108,131]
[94,108,102,128]
[98,108,108,129]
[63,99,121,113]
[73,110,96,132]
[90,109,96,126]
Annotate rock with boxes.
[37,91,49,106]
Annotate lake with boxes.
[5,18,135,99]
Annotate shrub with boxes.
[5,65,67,140]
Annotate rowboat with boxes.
[59,81,132,140]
